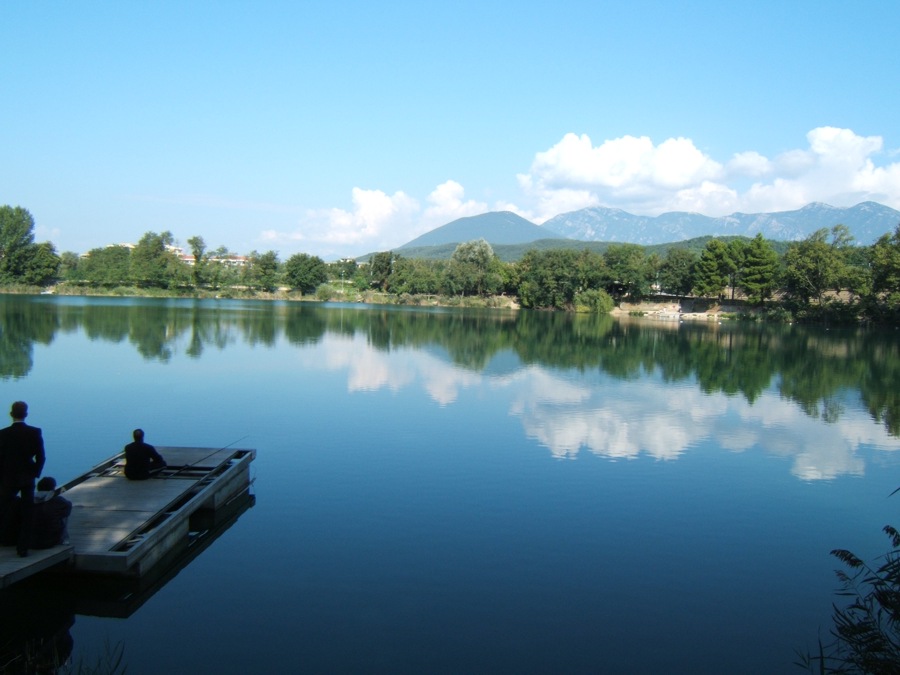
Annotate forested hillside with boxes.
[3,204,899,324]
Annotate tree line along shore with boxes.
[2,205,899,324]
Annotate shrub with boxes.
[575,289,614,314]
[761,305,793,323]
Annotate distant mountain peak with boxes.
[798,201,837,211]
[399,211,566,249]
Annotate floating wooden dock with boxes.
[0,445,254,588]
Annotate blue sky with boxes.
[3,1,899,260]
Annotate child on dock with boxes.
[32,477,71,548]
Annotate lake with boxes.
[1,294,898,673]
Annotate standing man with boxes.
[124,429,167,480]
[0,401,46,557]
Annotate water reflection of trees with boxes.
[1,296,898,436]
[0,298,58,379]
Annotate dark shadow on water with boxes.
[0,489,254,672]
[0,590,74,674]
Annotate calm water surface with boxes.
[1,295,899,673]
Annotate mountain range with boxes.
[392,202,899,257]
[542,201,899,246]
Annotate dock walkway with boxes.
[0,446,254,587]
[0,546,73,589]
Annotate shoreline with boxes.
[8,286,749,318]
[0,287,817,323]
[611,299,750,321]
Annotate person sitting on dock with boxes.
[124,429,167,480]
[32,477,72,548]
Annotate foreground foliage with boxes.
[799,524,900,673]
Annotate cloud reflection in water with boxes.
[305,332,899,480]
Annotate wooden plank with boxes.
[66,477,191,512]
[0,545,73,588]
[65,476,198,559]
[66,510,159,553]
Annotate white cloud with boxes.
[670,181,740,215]
[260,126,900,258]
[516,175,599,223]
[259,187,419,255]
[520,127,900,218]
[260,181,508,257]
[310,187,419,245]
[423,180,487,224]
[530,133,722,189]
[727,151,772,178]
[522,132,724,219]
[808,126,882,163]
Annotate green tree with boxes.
[739,234,780,304]
[390,257,443,295]
[244,250,280,292]
[368,251,396,291]
[782,227,851,304]
[603,243,653,301]
[19,242,61,286]
[724,239,748,300]
[284,253,327,293]
[80,246,132,285]
[205,246,240,288]
[864,224,900,320]
[446,239,502,296]
[130,231,178,288]
[830,223,855,249]
[0,206,38,283]
[330,258,359,288]
[870,225,900,295]
[58,251,81,281]
[571,248,607,294]
[657,248,698,298]
[517,249,598,309]
[187,235,208,286]
[693,239,730,299]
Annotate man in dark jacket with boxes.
[124,429,167,480]
[0,401,46,557]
